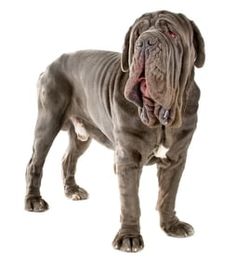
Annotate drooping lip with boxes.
[124,62,172,127]
[135,77,171,126]
[156,106,171,125]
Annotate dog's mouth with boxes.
[125,73,171,127]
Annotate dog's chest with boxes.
[145,143,169,166]
[153,144,169,159]
[150,127,169,159]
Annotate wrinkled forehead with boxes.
[155,11,193,38]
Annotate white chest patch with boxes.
[154,144,169,159]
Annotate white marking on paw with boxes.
[154,144,169,159]
[71,194,81,200]
[70,117,89,141]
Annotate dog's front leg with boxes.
[157,113,198,238]
[112,148,144,252]
[157,154,194,237]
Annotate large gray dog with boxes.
[25,10,205,252]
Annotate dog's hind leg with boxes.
[62,123,91,200]
[25,69,71,212]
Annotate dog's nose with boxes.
[136,37,157,48]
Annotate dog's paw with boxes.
[65,185,89,200]
[112,229,144,252]
[25,196,49,212]
[162,220,194,238]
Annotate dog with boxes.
[25,10,205,252]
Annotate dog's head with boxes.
[121,10,205,128]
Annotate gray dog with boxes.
[25,10,205,252]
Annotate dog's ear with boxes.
[191,20,205,68]
[120,25,133,72]
[121,16,151,72]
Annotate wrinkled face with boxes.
[122,11,205,128]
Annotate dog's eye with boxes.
[168,31,177,38]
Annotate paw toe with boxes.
[113,231,144,252]
[164,221,194,238]
[25,197,49,212]
[65,185,89,200]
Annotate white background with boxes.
[0,0,235,260]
